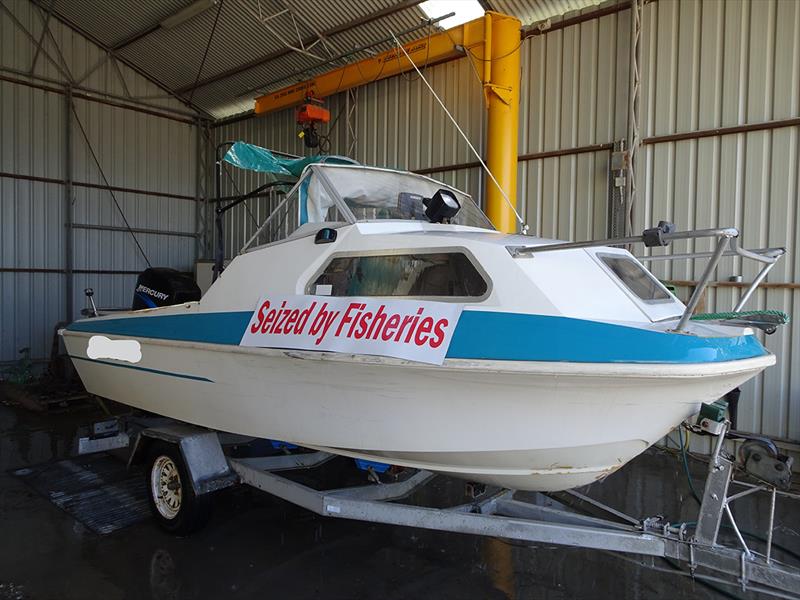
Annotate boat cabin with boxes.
[202,164,688,328]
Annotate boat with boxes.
[61,151,780,492]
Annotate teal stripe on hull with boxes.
[66,310,767,364]
[68,312,250,345]
[450,311,766,363]
[69,355,214,382]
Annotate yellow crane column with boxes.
[483,12,522,233]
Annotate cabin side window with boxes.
[599,255,671,302]
[310,252,488,299]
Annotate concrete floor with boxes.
[1,401,798,600]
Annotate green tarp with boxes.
[222,141,355,178]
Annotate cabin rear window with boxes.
[599,255,671,301]
[310,252,488,298]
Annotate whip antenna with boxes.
[390,32,527,233]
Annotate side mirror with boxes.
[423,189,461,223]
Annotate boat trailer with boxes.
[78,409,800,599]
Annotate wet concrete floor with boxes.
[1,403,798,600]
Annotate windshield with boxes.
[317,166,494,230]
[240,165,495,254]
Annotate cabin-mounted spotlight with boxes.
[424,189,461,223]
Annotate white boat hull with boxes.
[63,330,772,491]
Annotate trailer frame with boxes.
[82,416,800,598]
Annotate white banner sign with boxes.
[240,295,464,365]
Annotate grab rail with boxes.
[636,239,786,317]
[507,225,786,332]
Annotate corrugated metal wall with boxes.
[354,58,486,201]
[635,0,800,444]
[212,0,799,444]
[519,7,629,240]
[1,0,198,365]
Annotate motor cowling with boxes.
[132,267,201,310]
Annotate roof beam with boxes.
[175,0,428,95]
[1,0,72,82]
[111,23,160,52]
[111,0,219,52]
[29,0,212,118]
[28,0,54,74]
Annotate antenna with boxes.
[390,32,528,234]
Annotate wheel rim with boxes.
[151,455,182,520]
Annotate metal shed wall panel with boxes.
[519,8,629,239]
[635,0,800,443]
[1,0,197,364]
[353,57,486,201]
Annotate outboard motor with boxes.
[132,267,201,310]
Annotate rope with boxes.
[188,0,225,104]
[70,103,151,268]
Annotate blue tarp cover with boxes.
[222,141,355,178]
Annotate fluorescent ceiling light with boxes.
[420,0,485,29]
[160,0,217,30]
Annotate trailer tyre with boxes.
[146,442,212,535]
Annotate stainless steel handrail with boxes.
[506,228,739,257]
[636,246,785,264]
[638,241,786,315]
[507,226,786,332]
[674,233,733,331]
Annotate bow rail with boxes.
[507,224,786,332]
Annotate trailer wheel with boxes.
[146,442,212,535]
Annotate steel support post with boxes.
[64,87,74,323]
[194,118,203,261]
[194,122,213,261]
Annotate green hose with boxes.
[678,426,703,505]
